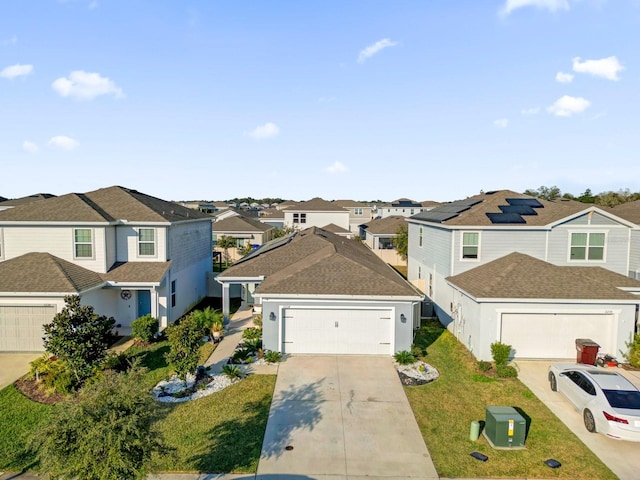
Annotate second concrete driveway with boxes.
[518,361,640,480]
[0,352,41,390]
[257,355,438,480]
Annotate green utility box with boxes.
[483,406,526,449]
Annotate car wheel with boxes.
[584,409,596,433]
[549,372,557,392]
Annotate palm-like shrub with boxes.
[394,350,416,365]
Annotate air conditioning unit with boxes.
[483,406,526,449]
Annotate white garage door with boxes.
[501,313,615,359]
[282,308,392,355]
[0,305,56,352]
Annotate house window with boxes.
[419,227,423,247]
[74,228,93,258]
[354,208,363,216]
[428,273,433,297]
[462,232,479,259]
[418,266,422,279]
[293,213,306,224]
[570,232,605,261]
[138,228,156,256]
[171,280,176,308]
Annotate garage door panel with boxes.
[0,306,55,352]
[283,308,392,355]
[501,313,614,359]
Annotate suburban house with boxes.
[212,214,275,263]
[332,200,374,233]
[0,193,57,211]
[216,227,424,355]
[406,189,640,361]
[379,198,438,218]
[610,200,640,279]
[283,197,350,231]
[257,207,285,229]
[359,215,406,265]
[0,186,213,352]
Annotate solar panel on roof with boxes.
[411,198,483,222]
[499,205,538,215]
[233,233,295,264]
[506,198,543,208]
[486,212,527,224]
[417,212,459,223]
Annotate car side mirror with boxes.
[558,372,566,377]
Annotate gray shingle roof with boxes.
[610,200,640,225]
[333,200,369,208]
[361,215,406,235]
[322,223,351,234]
[0,194,56,207]
[220,227,422,297]
[289,198,348,212]
[0,186,211,223]
[103,261,171,283]
[213,215,273,233]
[0,252,104,293]
[446,252,640,300]
[411,190,587,226]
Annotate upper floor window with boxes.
[138,228,156,256]
[171,280,177,308]
[74,228,93,258]
[419,227,423,247]
[293,213,306,224]
[462,232,479,259]
[570,232,605,261]
[354,208,363,216]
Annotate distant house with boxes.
[0,186,213,351]
[0,193,57,211]
[333,200,374,233]
[322,223,352,239]
[216,227,424,355]
[212,215,275,263]
[379,198,437,218]
[283,197,350,231]
[406,189,640,361]
[359,215,406,265]
[258,207,285,229]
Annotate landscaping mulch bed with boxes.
[14,377,64,405]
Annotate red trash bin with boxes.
[575,338,600,365]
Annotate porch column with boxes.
[222,282,230,325]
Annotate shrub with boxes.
[222,365,243,380]
[264,350,282,363]
[242,328,261,341]
[252,314,263,329]
[165,315,204,382]
[496,365,518,378]
[231,348,253,364]
[192,307,223,336]
[102,352,129,372]
[29,355,75,395]
[394,350,416,365]
[477,360,492,373]
[243,337,262,354]
[131,314,159,343]
[623,333,640,368]
[411,345,426,358]
[490,342,512,367]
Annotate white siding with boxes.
[116,225,168,262]
[283,211,350,230]
[629,231,640,279]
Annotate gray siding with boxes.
[168,220,212,273]
[629,231,640,279]
[408,223,451,279]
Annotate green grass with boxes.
[405,319,617,479]
[153,375,276,473]
[0,385,53,471]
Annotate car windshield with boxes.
[602,390,640,410]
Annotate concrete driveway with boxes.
[517,361,640,480]
[257,355,438,480]
[0,353,41,389]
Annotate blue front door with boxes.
[137,290,151,317]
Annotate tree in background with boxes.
[43,295,115,384]
[216,235,236,265]
[524,185,561,201]
[271,226,296,239]
[393,224,408,261]
[33,365,169,479]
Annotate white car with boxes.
[548,363,640,442]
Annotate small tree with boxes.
[393,224,408,261]
[131,314,159,343]
[32,365,169,479]
[43,295,115,383]
[216,235,237,264]
[271,226,296,239]
[165,315,203,383]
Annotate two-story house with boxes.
[407,190,640,361]
[359,215,406,265]
[212,214,275,263]
[283,197,350,231]
[379,198,439,218]
[332,200,374,233]
[0,186,213,351]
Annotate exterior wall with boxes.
[629,231,640,279]
[167,256,210,324]
[116,225,168,262]
[369,248,406,266]
[168,220,212,273]
[105,226,117,269]
[347,207,374,232]
[2,225,109,273]
[407,223,452,281]
[283,211,350,230]
[380,207,424,218]
[259,297,418,355]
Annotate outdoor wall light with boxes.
[269,312,276,321]
[400,313,407,323]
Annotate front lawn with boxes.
[0,340,274,474]
[406,319,616,480]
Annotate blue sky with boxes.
[1,0,638,202]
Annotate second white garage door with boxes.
[282,308,392,355]
[501,312,615,359]
[0,305,56,352]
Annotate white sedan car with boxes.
[548,363,640,441]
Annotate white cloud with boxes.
[88,1,98,9]
[52,70,124,100]
[248,122,279,140]
[500,0,569,15]
[22,141,39,153]
[521,107,540,115]
[48,135,79,151]
[572,56,624,81]
[0,64,33,79]
[555,71,574,83]
[325,161,348,174]
[493,118,509,128]
[357,38,398,63]
[547,95,590,117]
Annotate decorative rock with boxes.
[395,361,439,386]
[151,373,241,403]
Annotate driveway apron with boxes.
[256,355,438,480]
[0,353,41,389]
